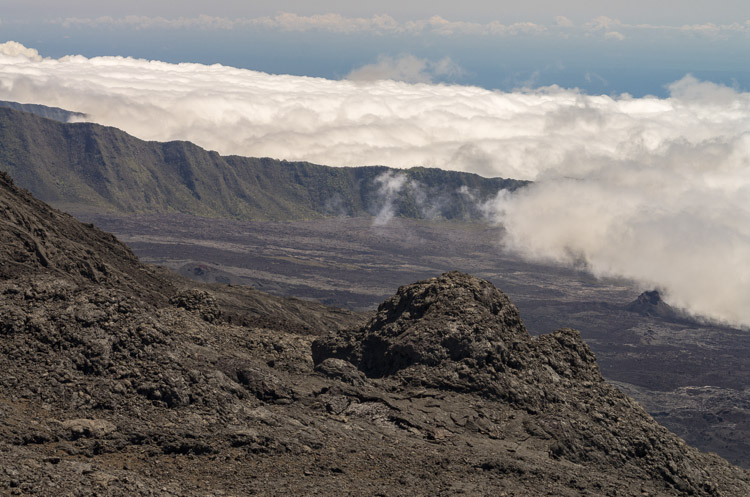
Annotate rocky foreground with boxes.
[1,168,749,496]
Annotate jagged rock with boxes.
[313,272,750,495]
[169,289,222,322]
[0,170,173,303]
[357,271,527,375]
[313,272,601,404]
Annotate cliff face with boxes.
[0,106,524,221]
[1,172,749,496]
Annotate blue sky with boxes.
[2,1,748,96]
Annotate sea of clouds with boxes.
[1,41,748,326]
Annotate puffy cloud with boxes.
[604,31,625,41]
[346,55,465,84]
[267,12,400,34]
[59,15,234,30]
[1,42,749,326]
[0,41,42,62]
[483,82,750,327]
[402,16,546,36]
[57,13,401,34]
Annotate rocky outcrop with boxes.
[627,290,682,320]
[314,272,601,402]
[169,288,222,323]
[314,272,750,495]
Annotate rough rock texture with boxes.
[169,289,222,323]
[313,272,599,404]
[0,168,173,303]
[316,272,528,376]
[314,272,750,495]
[1,170,750,496]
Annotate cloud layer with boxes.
[51,13,750,41]
[1,42,749,326]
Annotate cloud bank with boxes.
[1,43,749,327]
[482,77,750,327]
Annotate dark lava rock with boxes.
[313,272,600,403]
[313,272,750,495]
[2,170,750,496]
[314,358,366,386]
[169,288,222,323]
[333,271,527,376]
[627,290,681,320]
[0,171,173,304]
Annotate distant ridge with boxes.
[0,105,526,221]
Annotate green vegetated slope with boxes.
[0,106,526,221]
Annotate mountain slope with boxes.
[0,106,524,221]
[1,172,748,495]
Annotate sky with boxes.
[4,0,748,24]
[1,2,749,327]
[1,1,748,95]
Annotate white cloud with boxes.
[1,43,750,327]
[56,13,402,33]
[54,13,542,37]
[482,79,750,327]
[0,41,42,62]
[402,16,547,36]
[50,13,749,40]
[487,134,750,327]
[586,16,621,31]
[346,55,465,84]
[256,12,400,34]
[56,13,540,36]
[604,31,625,41]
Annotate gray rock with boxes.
[314,358,366,385]
[61,419,117,439]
